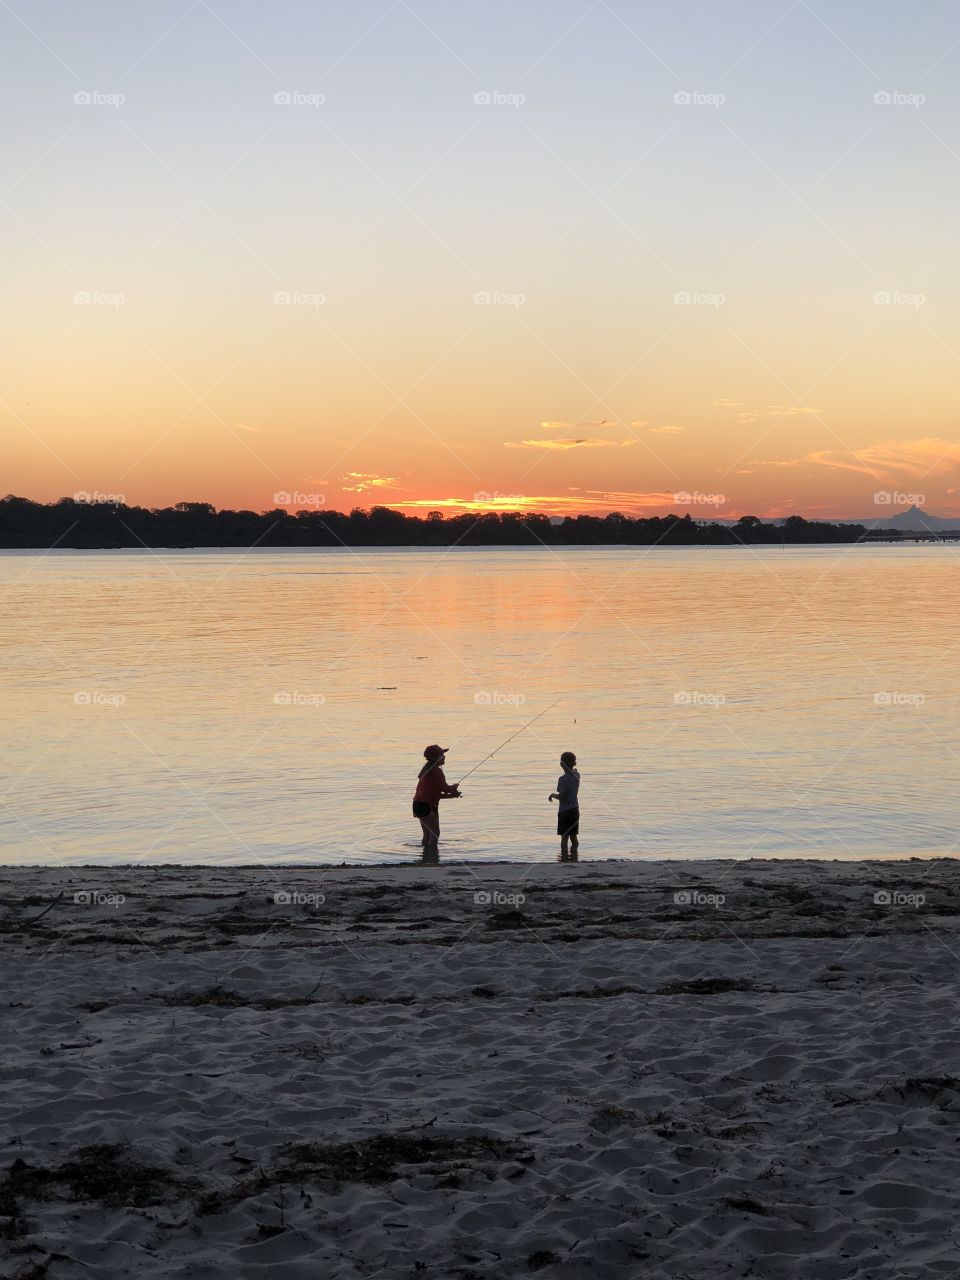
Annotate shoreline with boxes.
[2,852,957,872]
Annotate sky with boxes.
[4,0,960,520]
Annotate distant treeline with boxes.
[0,496,874,548]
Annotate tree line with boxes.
[0,495,871,548]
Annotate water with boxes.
[1,545,957,865]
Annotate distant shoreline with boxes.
[0,495,883,548]
[0,537,951,552]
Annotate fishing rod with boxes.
[456,701,559,787]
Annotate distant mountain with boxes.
[859,505,960,532]
[702,506,960,531]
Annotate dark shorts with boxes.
[412,800,432,819]
[558,807,580,837]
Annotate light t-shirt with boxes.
[556,768,580,811]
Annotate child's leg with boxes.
[421,810,440,859]
[419,816,436,857]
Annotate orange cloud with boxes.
[714,399,821,424]
[753,436,960,482]
[539,419,617,430]
[504,438,637,451]
[584,490,681,509]
[341,472,401,492]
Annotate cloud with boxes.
[504,438,636,450]
[540,419,617,430]
[233,421,265,434]
[648,424,683,434]
[340,471,400,493]
[752,437,960,482]
[714,400,821,423]
[584,490,679,509]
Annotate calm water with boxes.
[1,545,957,865]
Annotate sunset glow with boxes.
[4,2,960,521]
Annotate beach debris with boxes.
[486,908,527,930]
[39,1038,102,1056]
[656,977,761,996]
[725,1195,769,1216]
[8,892,64,930]
[196,1131,534,1214]
[0,1145,192,1212]
[155,985,322,1011]
[527,1250,563,1271]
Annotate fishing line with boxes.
[456,701,559,787]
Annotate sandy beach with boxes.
[1,857,959,1279]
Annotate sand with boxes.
[1,856,959,1279]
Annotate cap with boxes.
[423,744,448,759]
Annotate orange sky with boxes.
[5,2,960,521]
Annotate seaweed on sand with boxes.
[197,1131,533,1214]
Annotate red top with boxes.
[414,764,449,808]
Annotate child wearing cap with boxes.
[548,751,580,860]
[412,745,461,860]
